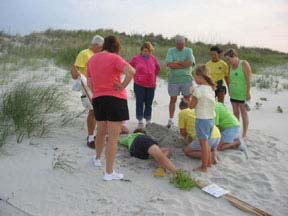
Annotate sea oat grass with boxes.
[0,81,67,144]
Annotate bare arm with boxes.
[243,60,252,101]
[189,96,198,109]
[167,60,192,69]
[114,64,135,90]
[180,128,187,137]
[225,76,230,88]
[71,65,80,80]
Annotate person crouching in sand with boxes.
[178,98,220,167]
[119,129,177,177]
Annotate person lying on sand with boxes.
[119,129,177,177]
[178,98,220,166]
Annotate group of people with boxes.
[71,34,251,180]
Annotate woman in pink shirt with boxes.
[87,35,135,181]
[130,42,160,128]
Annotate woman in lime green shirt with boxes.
[224,49,252,139]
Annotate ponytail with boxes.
[193,64,216,90]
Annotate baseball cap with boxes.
[91,35,104,45]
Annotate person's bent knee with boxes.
[184,146,192,156]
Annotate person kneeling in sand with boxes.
[178,98,220,165]
[119,129,177,177]
[215,101,244,151]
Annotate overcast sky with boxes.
[1,0,287,52]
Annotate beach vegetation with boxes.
[1,29,287,79]
[0,81,67,145]
[170,169,196,190]
[277,106,283,113]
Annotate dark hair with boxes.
[102,35,121,53]
[179,98,188,109]
[141,41,154,52]
[193,64,216,90]
[210,46,222,54]
[224,48,238,58]
[133,128,146,134]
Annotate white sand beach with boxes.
[1,64,288,216]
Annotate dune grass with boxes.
[2,29,288,79]
[0,81,67,145]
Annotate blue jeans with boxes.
[134,83,155,121]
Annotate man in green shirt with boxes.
[165,35,195,128]
[119,129,177,176]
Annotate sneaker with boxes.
[103,171,124,181]
[137,122,144,129]
[166,120,174,128]
[146,120,152,128]
[87,136,95,149]
[92,155,101,167]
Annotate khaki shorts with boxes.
[168,82,192,96]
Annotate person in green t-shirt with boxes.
[119,129,177,177]
[165,35,195,128]
[215,102,242,150]
[224,48,252,139]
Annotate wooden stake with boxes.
[194,179,272,216]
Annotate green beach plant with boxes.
[170,169,196,190]
[0,81,67,144]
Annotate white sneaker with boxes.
[137,121,144,129]
[166,120,174,128]
[92,156,101,167]
[103,171,124,181]
[146,120,152,128]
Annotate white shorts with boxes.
[81,95,93,110]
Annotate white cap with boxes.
[91,35,104,45]
[175,35,185,43]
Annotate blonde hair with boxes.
[193,64,216,90]
[141,41,154,52]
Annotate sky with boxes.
[1,0,288,53]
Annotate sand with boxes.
[0,64,288,216]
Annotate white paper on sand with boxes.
[202,184,229,198]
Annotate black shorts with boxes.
[129,135,158,159]
[230,98,245,103]
[215,86,227,95]
[215,80,227,95]
[92,96,129,121]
